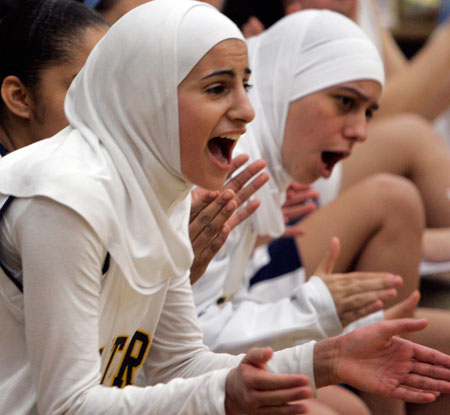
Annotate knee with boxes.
[383,113,440,143]
[364,173,425,231]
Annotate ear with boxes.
[1,75,33,120]
[285,1,302,15]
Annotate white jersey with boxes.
[0,197,315,414]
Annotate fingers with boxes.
[233,172,269,208]
[315,237,340,276]
[283,187,319,207]
[227,199,261,231]
[339,300,384,326]
[390,386,438,404]
[384,290,420,320]
[338,272,403,291]
[227,153,250,178]
[379,318,429,339]
[252,387,313,408]
[225,158,267,196]
[403,372,450,394]
[411,342,450,370]
[189,189,236,242]
[282,223,306,239]
[190,187,219,222]
[243,347,274,369]
[282,201,317,223]
[189,224,231,284]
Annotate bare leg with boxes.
[298,385,371,415]
[341,113,450,228]
[316,386,371,415]
[297,173,424,307]
[422,228,450,263]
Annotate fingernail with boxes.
[221,191,233,201]
[226,201,237,211]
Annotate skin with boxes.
[29,27,107,142]
[282,80,381,185]
[0,26,108,151]
[178,38,255,190]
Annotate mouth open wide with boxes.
[207,134,240,168]
[321,151,347,176]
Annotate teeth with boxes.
[220,133,241,141]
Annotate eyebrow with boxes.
[337,86,379,110]
[201,67,251,80]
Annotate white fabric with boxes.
[312,162,343,206]
[194,10,385,352]
[0,198,316,414]
[0,0,244,295]
[0,2,320,412]
[240,9,384,239]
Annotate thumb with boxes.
[381,318,428,339]
[242,347,273,370]
[315,237,340,276]
[385,290,420,320]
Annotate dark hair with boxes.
[0,0,16,21]
[222,0,285,30]
[76,0,118,13]
[0,0,107,116]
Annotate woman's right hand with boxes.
[189,155,269,284]
[225,347,312,414]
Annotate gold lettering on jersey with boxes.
[100,330,151,387]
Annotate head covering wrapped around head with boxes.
[0,0,244,293]
[239,9,384,237]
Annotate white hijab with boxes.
[240,9,385,237]
[0,0,244,294]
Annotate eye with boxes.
[336,95,354,110]
[365,108,373,121]
[206,84,226,95]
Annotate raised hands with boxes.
[281,181,319,238]
[254,181,318,248]
[314,237,404,327]
[225,347,312,415]
[315,318,450,403]
[189,155,269,284]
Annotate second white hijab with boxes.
[241,9,385,237]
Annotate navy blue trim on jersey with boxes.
[0,196,24,292]
[250,236,302,286]
[0,143,8,157]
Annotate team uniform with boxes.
[0,198,315,414]
[193,10,385,354]
[0,1,319,413]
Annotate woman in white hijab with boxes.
[1,1,450,414]
[193,8,409,351]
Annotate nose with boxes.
[342,111,367,143]
[228,87,255,125]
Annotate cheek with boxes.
[47,97,69,134]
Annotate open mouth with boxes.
[321,151,347,173]
[207,134,241,167]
